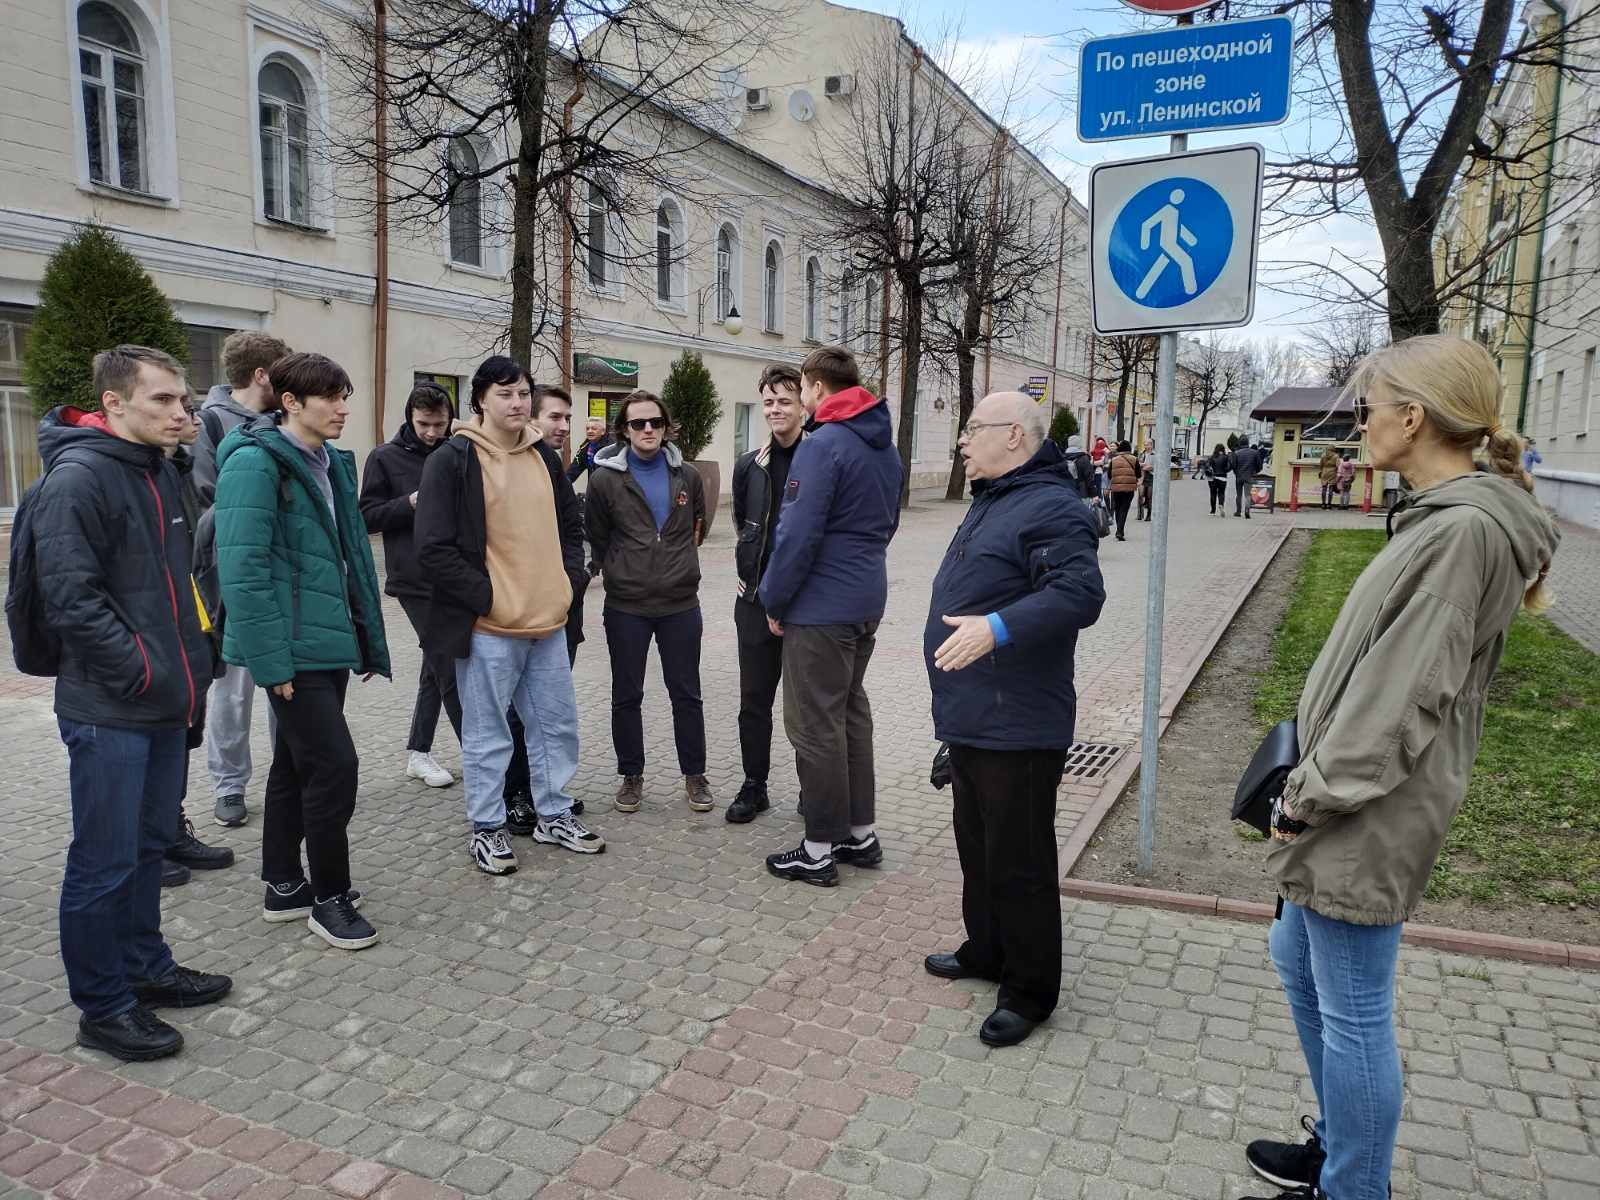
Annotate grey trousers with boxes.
[781,621,878,844]
[206,662,277,799]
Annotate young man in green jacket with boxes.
[214,352,390,951]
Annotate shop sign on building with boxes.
[573,354,640,386]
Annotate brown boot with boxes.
[615,774,643,813]
[685,774,714,813]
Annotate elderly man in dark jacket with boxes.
[760,346,903,886]
[923,391,1105,1047]
[30,346,229,1062]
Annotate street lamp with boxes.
[696,284,743,337]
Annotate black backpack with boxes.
[6,451,94,675]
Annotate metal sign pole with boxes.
[1136,118,1185,875]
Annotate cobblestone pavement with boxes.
[1544,520,1600,654]
[1,480,1596,1200]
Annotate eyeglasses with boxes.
[960,420,1018,439]
[1353,396,1407,426]
[626,416,667,431]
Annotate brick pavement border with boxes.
[1057,522,1295,881]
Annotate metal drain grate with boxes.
[1063,742,1126,781]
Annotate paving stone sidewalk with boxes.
[1,479,1595,1200]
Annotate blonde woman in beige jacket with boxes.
[1242,337,1558,1200]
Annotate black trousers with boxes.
[1111,491,1134,537]
[783,622,877,844]
[734,597,785,784]
[1208,479,1227,511]
[949,744,1068,1023]
[604,606,705,777]
[263,670,357,899]
[504,614,581,800]
[398,595,462,753]
[1234,478,1250,515]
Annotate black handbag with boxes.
[1233,719,1299,835]
[930,743,952,790]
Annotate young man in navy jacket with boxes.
[759,346,902,886]
[923,391,1105,1047]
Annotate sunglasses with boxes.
[626,416,667,431]
[1353,396,1406,426]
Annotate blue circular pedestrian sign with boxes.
[1108,176,1232,309]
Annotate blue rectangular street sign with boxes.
[1078,14,1293,143]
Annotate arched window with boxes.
[587,180,610,287]
[448,137,482,267]
[839,272,855,344]
[77,1,147,191]
[259,59,310,224]
[804,257,821,341]
[861,272,878,342]
[715,224,738,321]
[763,241,782,333]
[656,200,684,304]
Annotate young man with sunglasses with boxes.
[586,390,711,815]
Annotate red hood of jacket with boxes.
[814,386,879,424]
[62,407,112,432]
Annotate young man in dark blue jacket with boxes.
[31,346,230,1061]
[922,391,1105,1047]
[759,346,902,885]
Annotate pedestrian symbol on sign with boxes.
[1109,176,1232,309]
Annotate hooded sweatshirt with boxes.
[757,385,903,625]
[195,383,273,505]
[455,423,571,638]
[1270,471,1559,925]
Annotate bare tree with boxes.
[316,0,793,369]
[1179,335,1250,456]
[1224,0,1600,341]
[921,130,1067,499]
[1251,337,1314,396]
[809,24,976,507]
[1093,334,1158,444]
[1308,309,1385,387]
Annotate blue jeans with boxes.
[455,631,579,830]
[1269,900,1404,1200]
[58,719,184,1021]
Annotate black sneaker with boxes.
[832,831,883,867]
[765,843,838,887]
[130,965,233,1008]
[505,793,538,835]
[1238,1189,1322,1200]
[160,859,191,888]
[77,1005,183,1062]
[572,798,585,816]
[214,793,247,827]
[263,880,363,923]
[726,780,770,824]
[308,893,378,950]
[166,818,235,870]
[1246,1116,1325,1191]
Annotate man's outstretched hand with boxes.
[934,614,994,672]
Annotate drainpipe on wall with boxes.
[1515,0,1566,435]
[559,69,586,465]
[1048,188,1070,431]
[371,0,389,445]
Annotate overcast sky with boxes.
[838,0,1389,347]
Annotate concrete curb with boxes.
[1060,879,1600,970]
[1057,522,1294,881]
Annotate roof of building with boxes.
[1251,386,1348,419]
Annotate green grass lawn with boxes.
[1255,530,1600,908]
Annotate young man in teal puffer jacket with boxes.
[214,352,390,952]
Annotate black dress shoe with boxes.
[160,859,190,888]
[979,1008,1039,1047]
[166,818,235,870]
[924,952,989,980]
[77,1005,183,1061]
[727,780,771,824]
[130,964,233,1009]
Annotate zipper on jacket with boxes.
[144,473,197,726]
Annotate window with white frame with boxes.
[448,137,483,267]
[259,59,311,224]
[861,272,878,343]
[840,272,856,344]
[77,1,148,192]
[587,180,613,288]
[656,200,685,305]
[1581,347,1596,436]
[715,223,738,321]
[763,241,783,333]
[804,257,821,341]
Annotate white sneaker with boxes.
[470,828,518,875]
[407,751,453,788]
[533,812,606,854]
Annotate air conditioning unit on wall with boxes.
[825,75,854,99]
[747,88,771,111]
